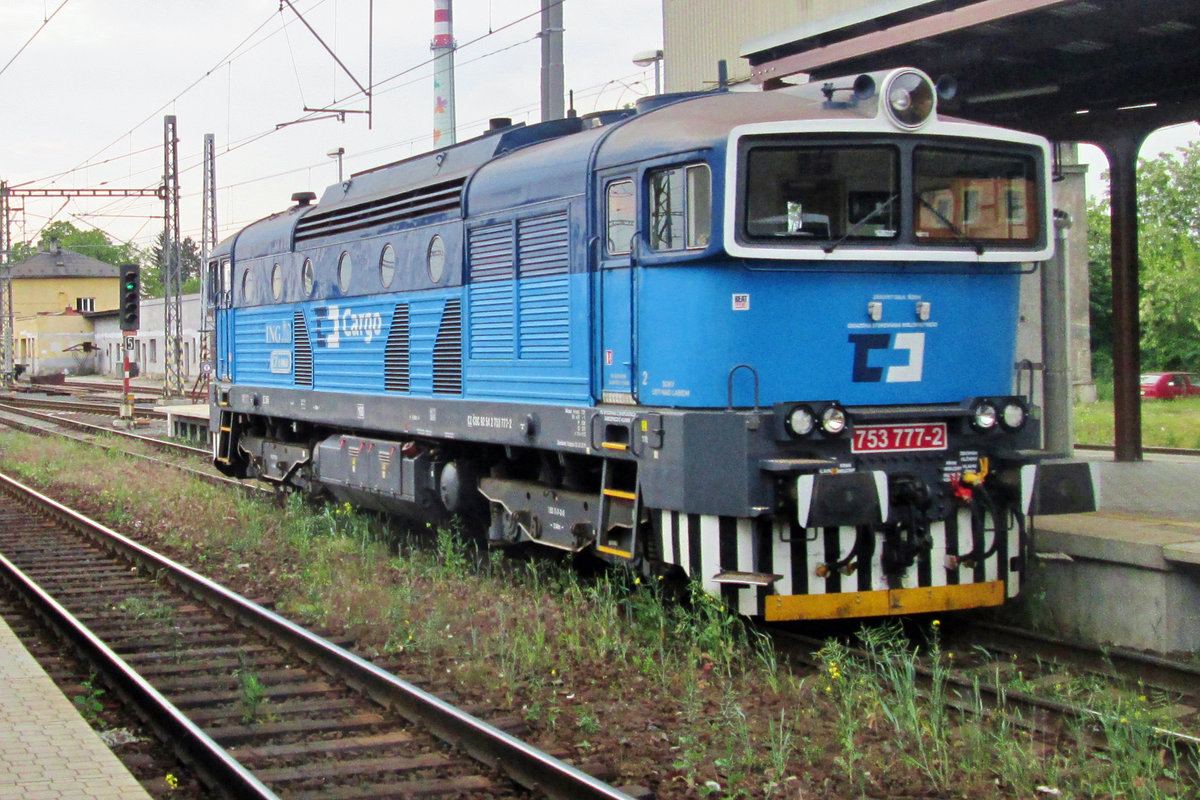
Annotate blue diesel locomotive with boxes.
[210,68,1096,621]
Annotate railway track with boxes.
[963,621,1200,698]
[768,621,1200,756]
[0,400,203,456]
[0,391,167,419]
[0,402,241,499]
[0,470,634,800]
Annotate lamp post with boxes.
[327,147,345,183]
[633,49,663,95]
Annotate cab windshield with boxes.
[743,146,899,242]
[739,138,1042,251]
[914,147,1038,246]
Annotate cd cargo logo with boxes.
[848,332,925,383]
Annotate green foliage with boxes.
[1088,143,1200,372]
[10,221,140,268]
[72,675,106,727]
[142,230,202,298]
[1086,196,1114,371]
[235,665,268,722]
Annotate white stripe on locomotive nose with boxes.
[1007,510,1022,598]
[772,520,793,597]
[659,512,674,569]
[806,528,828,594]
[678,514,691,575]
[870,529,890,591]
[699,515,721,598]
[929,520,949,588]
[735,518,757,616]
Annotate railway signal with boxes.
[118,263,140,421]
[119,264,140,331]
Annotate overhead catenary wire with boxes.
[17,0,646,249]
[0,0,71,83]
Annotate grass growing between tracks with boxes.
[1,430,1197,799]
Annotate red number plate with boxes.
[851,423,947,454]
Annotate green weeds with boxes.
[72,675,106,727]
[3,431,1199,798]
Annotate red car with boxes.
[1140,372,1200,399]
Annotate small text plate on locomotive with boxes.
[851,422,947,454]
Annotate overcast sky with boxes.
[1,1,1194,257]
[0,0,664,253]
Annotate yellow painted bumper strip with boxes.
[764,580,1006,621]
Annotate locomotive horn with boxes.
[853,74,877,100]
[936,75,959,101]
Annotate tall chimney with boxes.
[431,0,456,146]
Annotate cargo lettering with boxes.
[317,304,384,348]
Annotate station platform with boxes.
[1024,452,1200,653]
[160,403,208,444]
[0,614,152,799]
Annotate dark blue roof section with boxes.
[465,124,608,216]
[223,89,854,260]
[229,203,313,262]
[594,90,830,170]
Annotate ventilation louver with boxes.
[432,298,463,395]
[293,310,313,387]
[294,178,465,243]
[384,304,410,392]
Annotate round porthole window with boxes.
[379,243,396,288]
[337,251,352,293]
[427,235,446,283]
[301,258,314,296]
[271,263,282,300]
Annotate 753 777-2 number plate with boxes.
[851,422,947,454]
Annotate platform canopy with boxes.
[743,0,1200,462]
[743,0,1200,141]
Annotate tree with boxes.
[144,230,202,297]
[10,221,140,268]
[1087,142,1200,373]
[1086,196,1113,378]
[1133,144,1200,369]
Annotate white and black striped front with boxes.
[656,505,1023,619]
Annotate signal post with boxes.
[118,264,140,420]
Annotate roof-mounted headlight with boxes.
[884,70,935,128]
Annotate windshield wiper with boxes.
[822,193,900,254]
[915,192,985,255]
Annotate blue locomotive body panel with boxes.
[628,262,1020,408]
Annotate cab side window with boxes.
[649,163,711,251]
[606,180,635,255]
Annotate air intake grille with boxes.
[384,304,410,392]
[293,310,313,387]
[518,212,569,276]
[294,178,465,243]
[432,298,463,395]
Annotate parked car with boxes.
[1140,372,1200,399]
